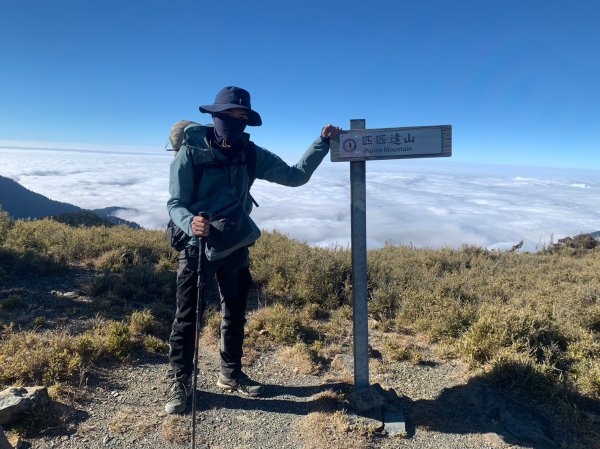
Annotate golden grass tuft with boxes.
[250,230,352,308]
[276,343,321,375]
[379,335,424,364]
[294,411,369,449]
[161,414,190,444]
[308,389,345,412]
[108,407,159,437]
[143,335,169,353]
[3,218,173,267]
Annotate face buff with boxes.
[213,114,247,147]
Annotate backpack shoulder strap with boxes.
[185,146,206,199]
[244,142,259,208]
[245,142,257,188]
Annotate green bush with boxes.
[459,305,569,367]
[2,218,173,267]
[0,311,166,386]
[246,304,319,348]
[250,231,352,308]
[129,309,161,336]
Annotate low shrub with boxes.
[250,231,352,309]
[2,218,173,267]
[0,311,166,387]
[128,309,161,336]
[245,304,320,350]
[143,335,169,353]
[277,342,322,375]
[379,335,423,364]
[459,304,570,372]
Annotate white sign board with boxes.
[331,125,451,162]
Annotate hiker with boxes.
[165,86,341,414]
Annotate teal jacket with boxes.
[167,124,330,247]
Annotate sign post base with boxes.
[347,383,408,438]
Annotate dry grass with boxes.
[0,294,25,311]
[200,308,222,346]
[129,309,164,337]
[321,306,353,346]
[277,343,321,375]
[161,414,189,444]
[2,217,172,268]
[308,389,345,412]
[294,411,369,449]
[0,311,164,386]
[377,334,424,364]
[108,407,159,437]
[245,304,319,349]
[143,335,169,353]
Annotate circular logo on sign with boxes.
[343,138,357,153]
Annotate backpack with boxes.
[166,121,258,253]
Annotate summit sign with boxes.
[331,119,452,394]
[330,125,452,162]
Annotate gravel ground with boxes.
[3,270,600,449]
[23,345,599,449]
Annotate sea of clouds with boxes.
[1,145,599,252]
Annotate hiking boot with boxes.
[165,375,192,414]
[216,372,264,397]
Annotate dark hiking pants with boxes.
[168,245,251,379]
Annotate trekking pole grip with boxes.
[197,211,210,243]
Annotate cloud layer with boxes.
[1,147,598,251]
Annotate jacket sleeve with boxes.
[167,148,196,236]
[254,137,330,187]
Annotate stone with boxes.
[347,385,387,413]
[50,290,79,298]
[0,386,50,425]
[372,383,401,402]
[499,407,555,447]
[347,407,384,433]
[382,403,407,437]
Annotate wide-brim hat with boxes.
[199,86,262,126]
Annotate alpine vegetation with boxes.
[0,208,599,441]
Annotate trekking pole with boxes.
[191,213,209,449]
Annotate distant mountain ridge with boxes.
[0,175,141,228]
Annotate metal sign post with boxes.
[349,119,369,391]
[332,122,452,394]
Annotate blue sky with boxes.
[1,0,599,169]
